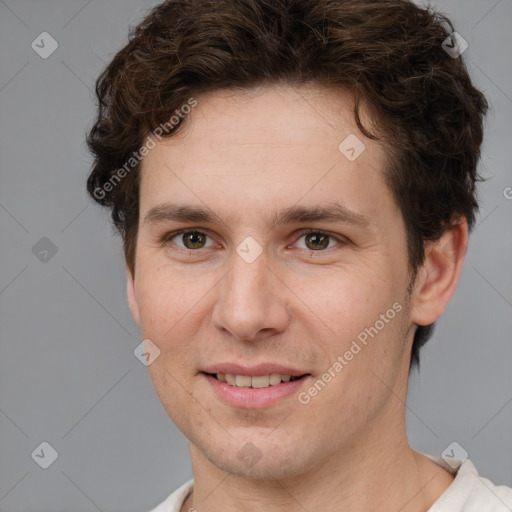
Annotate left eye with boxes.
[294,230,343,251]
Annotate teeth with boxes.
[216,373,298,388]
[251,375,270,388]
[269,373,282,385]
[235,375,252,387]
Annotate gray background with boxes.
[0,0,510,510]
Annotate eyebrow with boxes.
[142,202,371,230]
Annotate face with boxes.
[128,84,415,480]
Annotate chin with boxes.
[210,453,305,481]
[194,435,313,481]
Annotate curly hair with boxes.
[86,0,488,370]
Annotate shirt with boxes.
[148,454,512,511]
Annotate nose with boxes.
[211,249,291,343]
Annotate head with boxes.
[86,0,487,479]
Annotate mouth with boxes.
[204,372,308,388]
[201,363,312,408]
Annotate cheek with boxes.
[134,263,212,348]
[290,263,396,342]
[292,265,408,406]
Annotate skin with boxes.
[126,84,468,512]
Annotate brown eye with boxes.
[162,230,215,251]
[294,230,345,252]
[181,231,207,249]
[304,232,330,250]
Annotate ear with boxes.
[410,217,469,327]
[126,263,141,327]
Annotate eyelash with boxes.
[160,228,346,255]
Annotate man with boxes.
[86,0,511,510]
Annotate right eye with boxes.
[161,229,217,252]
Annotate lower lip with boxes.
[203,373,310,409]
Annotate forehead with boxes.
[137,84,394,226]
[164,84,376,152]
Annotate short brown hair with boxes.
[86,0,488,370]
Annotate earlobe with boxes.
[126,264,141,327]
[410,217,469,327]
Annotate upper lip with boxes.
[202,363,309,377]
